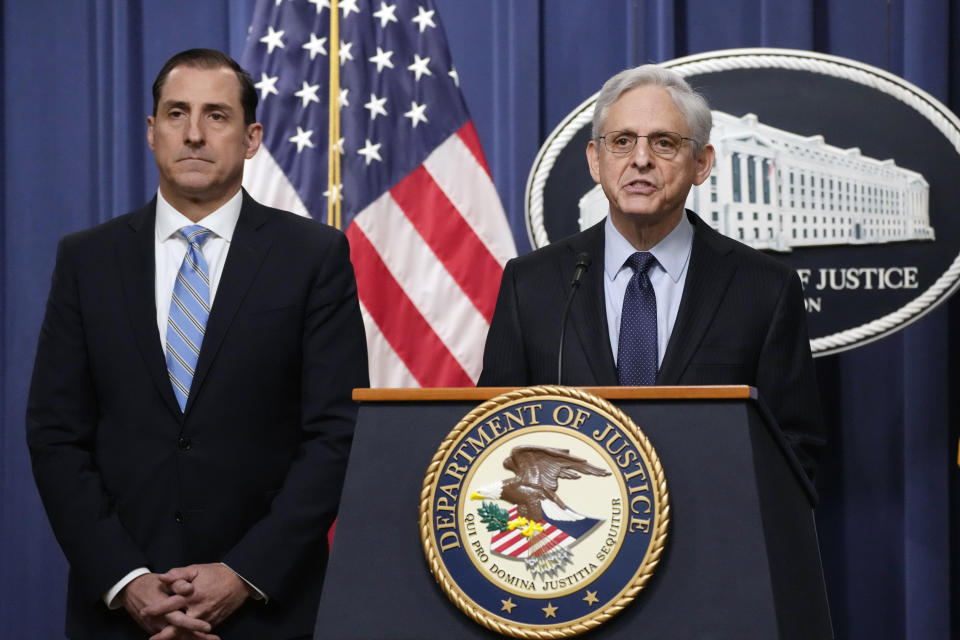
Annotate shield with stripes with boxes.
[486,506,603,577]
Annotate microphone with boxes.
[557,252,592,385]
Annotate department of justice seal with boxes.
[420,386,669,637]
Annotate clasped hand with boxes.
[120,563,250,639]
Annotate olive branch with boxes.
[477,501,511,533]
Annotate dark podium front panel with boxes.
[315,388,831,639]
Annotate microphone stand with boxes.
[557,252,591,385]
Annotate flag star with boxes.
[254,73,279,100]
[338,87,350,107]
[372,2,398,27]
[411,6,436,33]
[364,93,388,120]
[368,47,394,72]
[403,101,428,128]
[331,137,345,155]
[448,67,459,87]
[323,183,343,202]
[339,0,360,17]
[302,33,328,60]
[357,139,383,165]
[542,603,558,619]
[339,40,354,66]
[307,0,330,14]
[407,54,432,81]
[259,26,285,54]
[275,0,283,5]
[288,127,314,153]
[294,81,321,108]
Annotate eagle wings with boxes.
[474,445,611,523]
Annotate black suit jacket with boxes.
[479,212,824,475]
[26,192,369,639]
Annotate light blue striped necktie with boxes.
[166,225,212,411]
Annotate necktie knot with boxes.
[180,225,212,248]
[626,251,657,278]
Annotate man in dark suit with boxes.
[26,49,368,639]
[479,65,824,476]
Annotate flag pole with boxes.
[327,0,341,229]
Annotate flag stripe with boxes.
[456,121,493,179]
[352,189,488,381]
[489,507,573,558]
[390,166,503,321]
[346,224,473,387]
[358,302,418,387]
[494,534,531,556]
[243,148,310,218]
[423,130,516,266]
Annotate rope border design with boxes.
[419,386,670,638]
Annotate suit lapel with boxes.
[186,193,273,413]
[658,212,737,384]
[118,200,183,418]
[566,222,618,386]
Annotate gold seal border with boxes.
[419,386,671,639]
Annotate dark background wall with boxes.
[1,1,957,637]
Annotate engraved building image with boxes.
[577,111,935,252]
[685,111,934,252]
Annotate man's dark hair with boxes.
[152,48,258,125]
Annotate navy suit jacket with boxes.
[27,192,368,639]
[479,212,824,476]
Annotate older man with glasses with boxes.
[479,64,825,480]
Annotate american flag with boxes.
[241,0,516,387]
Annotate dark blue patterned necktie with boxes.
[166,225,212,411]
[617,251,659,386]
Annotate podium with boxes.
[315,386,832,639]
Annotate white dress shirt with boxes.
[603,213,694,366]
[154,189,242,346]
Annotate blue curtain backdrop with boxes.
[1,1,957,638]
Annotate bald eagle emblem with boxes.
[470,445,611,577]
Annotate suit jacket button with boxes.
[174,510,183,523]
[178,437,191,451]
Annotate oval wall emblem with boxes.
[420,386,669,637]
[526,48,960,356]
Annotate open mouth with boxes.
[623,179,656,195]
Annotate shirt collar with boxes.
[604,211,694,283]
[155,189,243,243]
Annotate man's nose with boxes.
[630,138,653,166]
[184,117,204,144]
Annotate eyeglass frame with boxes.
[596,130,701,158]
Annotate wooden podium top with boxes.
[353,385,755,402]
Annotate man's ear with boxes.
[692,143,715,186]
[586,139,601,183]
[244,123,263,159]
[146,116,156,151]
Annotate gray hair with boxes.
[591,64,712,156]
